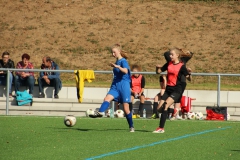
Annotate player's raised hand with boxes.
[187,67,192,73]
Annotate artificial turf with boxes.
[0,116,239,160]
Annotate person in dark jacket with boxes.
[0,51,15,97]
[38,56,62,99]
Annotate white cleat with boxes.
[129,127,135,132]
[152,127,165,133]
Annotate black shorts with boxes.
[161,86,182,103]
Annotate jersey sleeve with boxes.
[180,65,189,76]
[121,60,129,69]
[141,76,145,88]
[160,63,168,72]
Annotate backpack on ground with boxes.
[16,90,33,106]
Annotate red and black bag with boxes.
[206,107,227,121]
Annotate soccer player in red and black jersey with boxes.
[153,48,191,133]
[163,49,193,120]
[129,64,145,117]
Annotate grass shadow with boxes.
[47,127,151,132]
[231,150,240,152]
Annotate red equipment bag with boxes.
[206,106,227,121]
[180,96,192,113]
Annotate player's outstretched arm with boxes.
[110,63,128,74]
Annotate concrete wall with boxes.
[0,86,240,105]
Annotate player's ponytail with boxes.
[111,43,128,59]
[120,50,128,59]
[180,48,192,57]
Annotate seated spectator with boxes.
[129,64,145,117]
[15,53,35,96]
[151,75,167,119]
[0,51,15,97]
[38,56,62,99]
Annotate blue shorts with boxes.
[108,80,131,103]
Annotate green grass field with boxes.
[0,116,239,160]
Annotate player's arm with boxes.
[181,65,191,81]
[186,67,192,81]
[110,61,128,74]
[157,63,168,73]
[162,75,167,89]
[117,66,128,74]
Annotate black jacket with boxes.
[0,59,15,74]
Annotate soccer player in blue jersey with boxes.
[89,44,134,132]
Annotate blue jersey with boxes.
[113,58,131,82]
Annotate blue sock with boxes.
[126,113,134,128]
[99,101,110,112]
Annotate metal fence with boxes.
[1,68,240,115]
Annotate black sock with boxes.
[129,103,133,113]
[138,103,144,117]
[168,108,174,114]
[153,102,158,114]
[159,110,168,128]
[158,102,167,113]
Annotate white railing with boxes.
[1,68,240,115]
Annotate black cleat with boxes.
[89,111,103,118]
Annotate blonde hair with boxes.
[170,47,182,59]
[111,43,128,59]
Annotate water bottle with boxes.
[143,109,146,118]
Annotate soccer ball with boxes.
[227,113,230,120]
[64,115,76,127]
[195,112,204,120]
[85,109,95,117]
[187,112,195,120]
[115,109,125,118]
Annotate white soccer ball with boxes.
[85,109,95,117]
[64,115,76,127]
[195,112,204,120]
[187,112,195,120]
[115,109,125,118]
[227,113,230,120]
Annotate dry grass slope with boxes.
[0,0,239,86]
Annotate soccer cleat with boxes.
[172,108,179,117]
[170,116,176,121]
[176,115,183,120]
[152,127,165,133]
[129,127,135,132]
[151,113,156,119]
[136,114,140,118]
[89,111,103,118]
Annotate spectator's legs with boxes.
[14,75,22,93]
[138,95,144,117]
[52,78,60,95]
[0,76,6,86]
[129,95,134,113]
[8,73,13,93]
[37,77,44,93]
[27,76,35,94]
